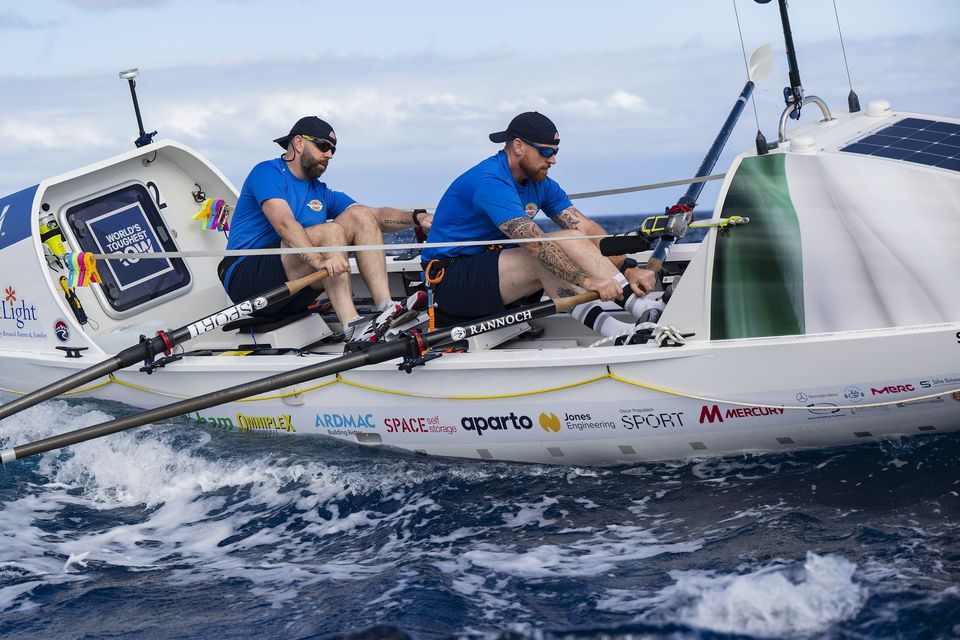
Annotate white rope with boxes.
[566,173,725,200]
[86,216,742,261]
[401,172,726,211]
[86,234,610,261]
[79,172,729,260]
[589,323,687,348]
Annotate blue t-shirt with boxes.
[227,158,357,251]
[421,151,573,262]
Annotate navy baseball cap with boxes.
[274,116,337,150]
[489,111,559,145]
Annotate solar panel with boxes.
[840,117,960,171]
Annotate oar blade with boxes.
[748,43,773,84]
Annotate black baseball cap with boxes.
[274,116,337,150]
[489,111,559,145]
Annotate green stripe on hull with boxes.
[711,154,804,339]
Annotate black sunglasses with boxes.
[301,135,336,155]
[517,136,558,158]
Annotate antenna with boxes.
[754,0,804,119]
[118,68,157,148]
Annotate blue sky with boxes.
[2,0,958,215]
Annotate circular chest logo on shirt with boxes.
[307,199,324,212]
[524,202,539,218]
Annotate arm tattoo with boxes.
[554,206,584,230]
[556,287,577,298]
[499,217,589,287]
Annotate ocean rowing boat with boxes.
[1,1,958,465]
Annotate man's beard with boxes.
[519,154,548,182]
[301,153,327,179]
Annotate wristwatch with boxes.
[412,209,427,228]
[619,257,639,273]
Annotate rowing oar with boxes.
[0,291,598,464]
[0,269,329,422]
[600,44,771,272]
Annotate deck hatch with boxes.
[63,182,192,318]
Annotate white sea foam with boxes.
[2,400,596,617]
[606,552,868,638]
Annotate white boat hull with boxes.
[3,321,957,465]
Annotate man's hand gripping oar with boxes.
[0,269,329,422]
[0,291,598,464]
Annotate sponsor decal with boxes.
[806,403,841,417]
[698,404,785,424]
[870,384,915,395]
[843,386,865,402]
[539,412,561,432]
[0,204,9,237]
[1,286,40,333]
[450,326,467,341]
[795,391,838,403]
[191,411,235,430]
[103,223,153,265]
[383,416,457,435]
[253,296,268,310]
[620,410,685,429]
[561,411,616,431]
[307,199,324,212]
[86,203,174,290]
[524,202,538,217]
[918,376,960,389]
[236,413,294,433]
[187,300,254,338]
[465,309,532,336]
[315,413,375,430]
[54,319,69,342]
[461,412,533,437]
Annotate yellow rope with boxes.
[607,370,960,410]
[335,372,610,399]
[3,369,957,412]
[0,378,113,397]
[235,377,338,402]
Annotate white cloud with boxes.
[0,118,111,150]
[606,90,651,112]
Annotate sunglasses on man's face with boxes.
[301,135,336,155]
[518,137,558,158]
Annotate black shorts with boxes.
[219,245,318,316]
[430,250,506,322]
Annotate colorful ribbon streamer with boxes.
[193,198,231,231]
[65,252,101,287]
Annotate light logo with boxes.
[539,412,561,432]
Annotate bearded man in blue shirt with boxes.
[422,111,661,338]
[219,116,432,341]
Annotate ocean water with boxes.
[1,215,959,639]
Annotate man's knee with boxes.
[305,221,347,246]
[337,205,378,234]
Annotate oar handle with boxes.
[553,291,600,313]
[286,268,330,296]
